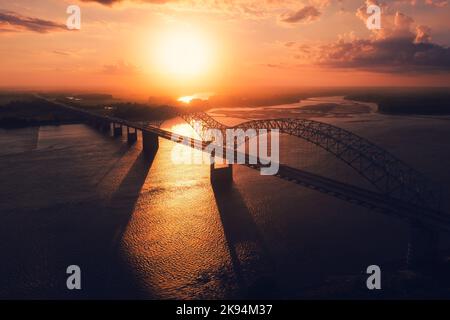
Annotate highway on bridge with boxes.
[36,95,450,235]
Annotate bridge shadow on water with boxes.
[0,132,158,299]
[212,183,278,299]
[83,151,156,299]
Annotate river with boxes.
[1,96,450,298]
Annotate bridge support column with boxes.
[142,131,159,158]
[93,119,103,130]
[127,126,137,144]
[407,221,439,270]
[88,119,99,129]
[113,123,122,137]
[88,118,97,128]
[99,121,110,133]
[210,151,233,189]
[92,120,99,129]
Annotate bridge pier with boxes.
[87,118,95,127]
[407,221,439,270]
[142,131,159,158]
[210,151,233,189]
[99,121,110,133]
[90,119,109,133]
[113,123,123,137]
[127,126,137,144]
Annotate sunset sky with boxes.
[0,0,449,98]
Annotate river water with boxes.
[1,96,450,299]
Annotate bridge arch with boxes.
[180,112,441,211]
[180,112,228,140]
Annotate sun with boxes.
[154,27,213,79]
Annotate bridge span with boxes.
[37,95,448,268]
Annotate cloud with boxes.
[279,6,321,24]
[80,0,282,20]
[80,0,121,5]
[80,0,175,5]
[286,7,450,73]
[394,0,448,7]
[80,0,329,21]
[315,37,450,73]
[52,50,72,56]
[415,25,432,43]
[0,11,66,33]
[356,2,434,42]
[425,0,448,7]
[263,63,289,69]
[101,61,140,75]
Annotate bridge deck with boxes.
[39,95,450,231]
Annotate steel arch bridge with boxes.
[37,94,447,263]
[181,111,229,140]
[180,111,442,212]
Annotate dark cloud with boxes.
[0,11,66,33]
[285,8,450,74]
[80,0,121,4]
[80,0,175,5]
[315,37,450,73]
[279,6,321,24]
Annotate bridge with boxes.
[37,95,448,269]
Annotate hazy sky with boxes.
[0,0,449,98]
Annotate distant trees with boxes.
[0,97,186,129]
[110,102,179,121]
[346,91,450,115]
[0,98,83,128]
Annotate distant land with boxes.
[1,87,450,128]
[345,88,450,115]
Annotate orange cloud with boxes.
[279,5,321,25]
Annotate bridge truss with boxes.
[180,112,443,212]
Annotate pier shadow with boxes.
[62,151,156,299]
[108,153,154,245]
[212,183,277,299]
[0,124,157,299]
[100,152,155,298]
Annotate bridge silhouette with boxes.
[38,95,448,269]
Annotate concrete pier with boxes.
[142,131,159,158]
[127,126,137,144]
[89,119,109,133]
[113,123,123,137]
[407,221,439,270]
[89,119,97,129]
[102,122,111,134]
[100,121,110,133]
